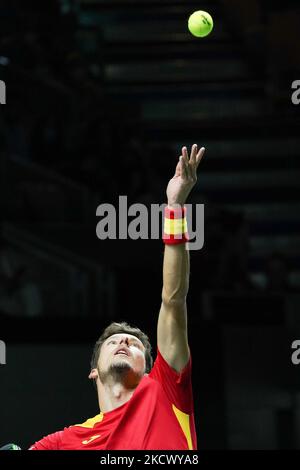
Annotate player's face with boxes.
[98,333,146,378]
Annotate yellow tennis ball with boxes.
[188,10,214,38]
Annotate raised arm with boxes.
[157,144,205,373]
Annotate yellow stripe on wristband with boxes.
[164,218,188,235]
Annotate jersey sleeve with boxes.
[149,347,194,414]
[29,430,63,450]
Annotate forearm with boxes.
[157,144,204,370]
[160,143,204,305]
[162,243,190,305]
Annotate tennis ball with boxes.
[188,11,213,38]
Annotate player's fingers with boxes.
[174,158,181,177]
[195,147,205,167]
[189,144,199,180]
[182,146,194,179]
[190,146,205,180]
[180,156,188,179]
[190,144,198,165]
[182,146,190,166]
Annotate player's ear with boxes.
[88,368,98,380]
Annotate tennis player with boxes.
[29,144,205,450]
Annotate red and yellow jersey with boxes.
[29,349,196,450]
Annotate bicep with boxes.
[157,300,190,373]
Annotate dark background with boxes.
[0,0,300,450]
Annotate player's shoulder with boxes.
[150,347,192,379]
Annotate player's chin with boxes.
[110,359,132,376]
[112,355,132,366]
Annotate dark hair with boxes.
[90,322,153,373]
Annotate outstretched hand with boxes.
[166,144,205,207]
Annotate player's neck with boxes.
[98,381,136,413]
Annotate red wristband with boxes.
[163,206,189,245]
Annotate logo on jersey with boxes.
[82,434,101,445]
